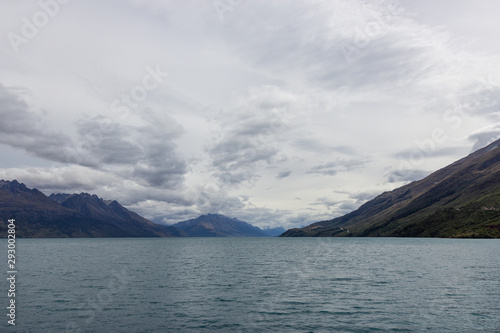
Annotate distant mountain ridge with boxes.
[172,214,274,237]
[261,226,286,237]
[0,180,180,238]
[281,139,500,238]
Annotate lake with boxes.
[1,237,499,332]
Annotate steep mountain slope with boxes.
[0,180,87,237]
[282,139,500,238]
[173,214,269,237]
[0,180,180,237]
[52,193,183,237]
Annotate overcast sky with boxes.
[1,0,499,229]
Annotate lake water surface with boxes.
[1,237,499,332]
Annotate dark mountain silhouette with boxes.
[0,180,181,237]
[172,214,270,237]
[281,139,500,238]
[51,192,183,237]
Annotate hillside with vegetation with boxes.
[281,139,500,238]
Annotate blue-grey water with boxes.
[1,237,499,332]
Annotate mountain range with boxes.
[0,180,180,237]
[2,138,499,238]
[0,182,280,238]
[172,214,284,237]
[281,138,500,238]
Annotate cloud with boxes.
[0,166,118,193]
[66,107,188,188]
[195,187,246,215]
[393,146,467,160]
[468,124,500,151]
[0,84,73,163]
[292,138,355,155]
[0,165,192,208]
[276,170,291,179]
[76,118,143,165]
[105,184,192,207]
[215,1,438,90]
[386,169,430,183]
[207,85,306,186]
[307,158,369,176]
[0,84,189,189]
[308,163,339,176]
[209,137,279,171]
[310,197,359,217]
[349,191,379,204]
[310,197,341,208]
